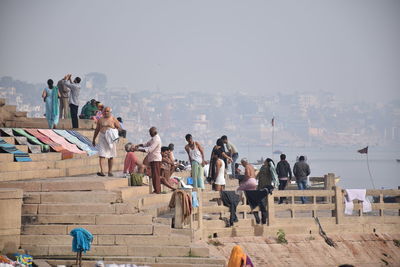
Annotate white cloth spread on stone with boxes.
[344,189,372,215]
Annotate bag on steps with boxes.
[129,173,144,186]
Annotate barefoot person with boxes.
[92,107,120,177]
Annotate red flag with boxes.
[357,146,368,154]
[271,117,275,127]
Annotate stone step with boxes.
[44,258,224,267]
[23,203,118,215]
[203,218,255,228]
[5,118,97,130]
[3,105,16,113]
[203,226,257,238]
[14,111,28,117]
[22,224,154,236]
[22,213,153,225]
[0,153,13,162]
[0,169,65,182]
[24,191,121,204]
[21,233,190,247]
[23,244,209,258]
[0,156,124,174]
[113,185,150,201]
[202,204,251,214]
[30,153,62,161]
[0,176,128,192]
[1,161,56,172]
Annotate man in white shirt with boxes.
[136,127,162,193]
[64,74,81,129]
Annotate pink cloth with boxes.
[237,178,258,191]
[38,129,86,154]
[124,152,138,173]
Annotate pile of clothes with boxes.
[0,254,33,267]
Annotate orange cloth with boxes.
[169,189,192,223]
[228,245,247,267]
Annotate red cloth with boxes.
[123,152,138,173]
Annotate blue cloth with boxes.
[0,138,32,162]
[44,87,59,128]
[70,228,93,253]
[187,177,193,185]
[192,191,199,208]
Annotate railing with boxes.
[172,173,400,238]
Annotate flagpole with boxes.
[271,117,274,158]
[366,152,375,189]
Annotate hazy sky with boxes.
[1,0,399,102]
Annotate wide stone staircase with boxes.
[0,175,225,267]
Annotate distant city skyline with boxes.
[1,0,399,103]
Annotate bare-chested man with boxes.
[92,107,120,177]
[237,158,257,191]
[185,134,207,189]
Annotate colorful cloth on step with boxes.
[14,253,33,267]
[70,227,93,253]
[38,129,86,154]
[67,130,98,151]
[0,128,14,136]
[12,128,50,152]
[14,136,28,145]
[24,129,64,152]
[0,137,32,162]
[53,129,97,156]
[23,129,73,159]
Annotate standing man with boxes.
[92,107,120,177]
[221,135,239,178]
[64,74,81,129]
[293,155,310,204]
[185,134,207,189]
[136,127,162,194]
[276,154,292,204]
[57,76,70,119]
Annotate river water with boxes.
[232,145,400,190]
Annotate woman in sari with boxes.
[41,79,59,129]
[227,245,254,267]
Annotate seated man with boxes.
[80,99,97,119]
[123,142,144,177]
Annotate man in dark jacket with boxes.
[276,154,292,204]
[293,155,310,204]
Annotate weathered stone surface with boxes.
[39,191,119,204]
[22,204,38,215]
[153,224,172,236]
[22,225,68,235]
[116,235,191,246]
[66,225,153,235]
[38,203,116,214]
[127,246,190,257]
[95,214,152,225]
[22,214,96,225]
[0,154,13,162]
[96,235,115,245]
